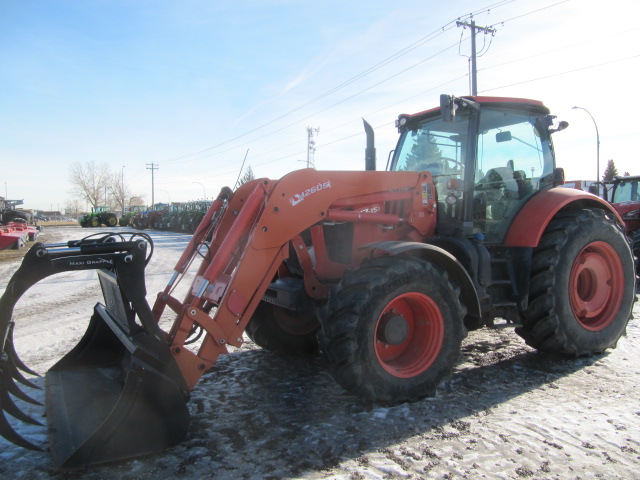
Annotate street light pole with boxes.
[192,182,206,200]
[121,165,125,213]
[160,190,171,203]
[572,106,600,193]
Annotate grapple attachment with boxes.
[0,234,190,469]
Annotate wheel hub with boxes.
[379,314,409,346]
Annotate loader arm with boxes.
[154,169,437,390]
[0,168,437,468]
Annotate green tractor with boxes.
[79,206,118,228]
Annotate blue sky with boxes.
[2,0,639,211]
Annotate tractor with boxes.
[608,175,640,284]
[79,206,118,228]
[131,205,168,230]
[0,95,635,469]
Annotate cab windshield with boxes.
[392,114,467,180]
[612,179,639,203]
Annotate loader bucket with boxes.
[45,302,190,469]
[0,234,191,469]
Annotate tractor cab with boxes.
[609,175,640,235]
[390,95,566,244]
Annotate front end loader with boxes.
[1,169,457,468]
[0,95,635,469]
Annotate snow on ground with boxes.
[1,226,639,479]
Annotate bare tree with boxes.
[65,198,83,218]
[69,161,112,209]
[108,171,137,214]
[129,196,146,208]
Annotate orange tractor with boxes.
[0,95,636,468]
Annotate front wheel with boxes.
[516,209,636,355]
[318,255,466,404]
[245,301,320,356]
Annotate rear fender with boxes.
[367,241,481,319]
[504,188,624,247]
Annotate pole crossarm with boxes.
[456,20,496,35]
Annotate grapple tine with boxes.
[7,360,40,392]
[0,384,43,426]
[0,409,44,451]
[6,328,40,378]
[1,326,41,396]
[2,365,41,406]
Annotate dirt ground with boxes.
[1,226,639,479]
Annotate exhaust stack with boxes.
[363,118,376,171]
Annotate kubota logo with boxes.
[289,180,331,206]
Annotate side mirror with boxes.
[553,167,565,187]
[549,120,569,134]
[440,94,455,123]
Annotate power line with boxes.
[157,2,518,167]
[150,0,576,182]
[479,54,640,92]
[486,0,570,29]
[478,26,640,73]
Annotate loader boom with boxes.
[153,169,438,389]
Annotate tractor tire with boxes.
[90,217,99,228]
[245,301,319,356]
[105,213,117,227]
[317,255,466,404]
[516,209,636,356]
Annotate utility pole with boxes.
[146,162,159,208]
[121,165,126,213]
[456,18,496,95]
[306,126,319,168]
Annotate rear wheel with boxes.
[318,255,466,404]
[104,213,117,227]
[245,301,319,356]
[516,209,635,355]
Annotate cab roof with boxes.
[398,96,549,124]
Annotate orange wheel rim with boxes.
[374,292,444,378]
[569,241,624,331]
